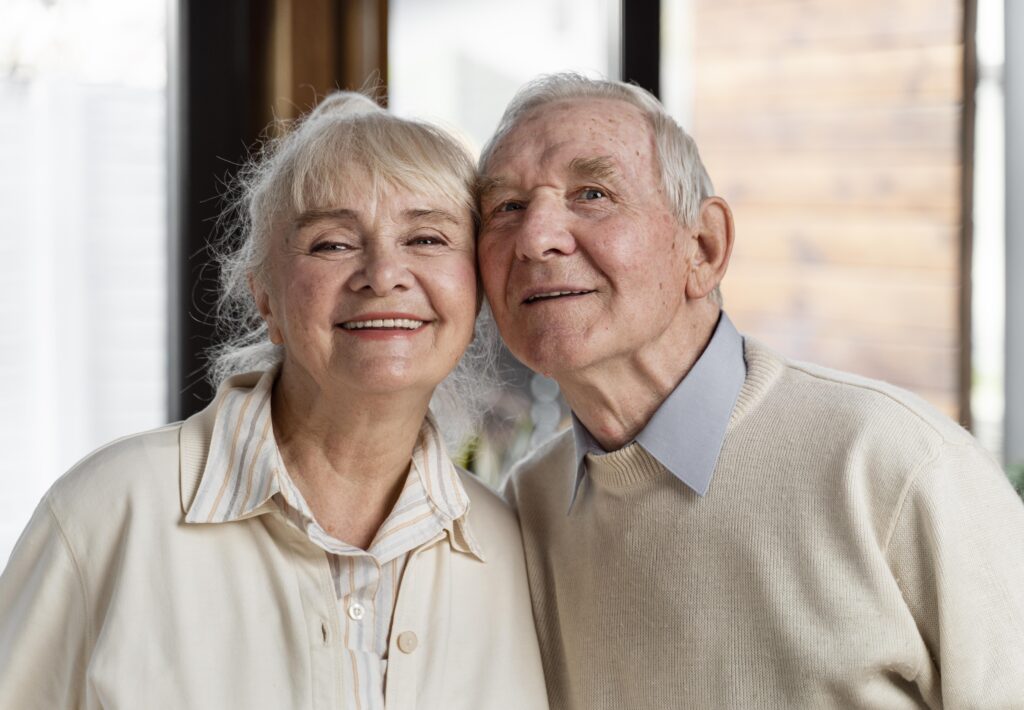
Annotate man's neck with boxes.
[557,307,721,451]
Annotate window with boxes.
[0,0,168,563]
[388,0,620,483]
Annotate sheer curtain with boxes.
[0,0,168,564]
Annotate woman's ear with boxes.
[249,273,284,345]
[684,196,735,300]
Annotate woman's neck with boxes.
[270,366,433,549]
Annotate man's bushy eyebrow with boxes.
[476,156,619,204]
[477,175,507,203]
[568,156,619,182]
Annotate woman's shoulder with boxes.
[454,468,522,544]
[45,423,184,527]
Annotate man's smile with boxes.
[521,288,596,305]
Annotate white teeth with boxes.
[526,290,590,303]
[341,318,425,330]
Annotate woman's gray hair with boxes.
[209,90,499,449]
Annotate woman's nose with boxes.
[350,245,413,295]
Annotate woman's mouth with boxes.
[340,318,426,330]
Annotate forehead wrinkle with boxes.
[537,138,573,169]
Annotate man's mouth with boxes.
[340,318,426,330]
[523,290,594,305]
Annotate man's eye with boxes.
[579,188,606,201]
[496,200,524,213]
[408,235,445,246]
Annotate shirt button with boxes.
[396,631,418,654]
[347,602,366,621]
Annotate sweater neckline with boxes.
[728,337,786,431]
[582,338,785,492]
[585,443,666,489]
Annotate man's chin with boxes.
[511,340,593,380]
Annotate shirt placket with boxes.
[336,552,387,710]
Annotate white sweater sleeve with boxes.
[0,494,91,710]
[886,439,1024,708]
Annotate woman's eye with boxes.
[579,188,606,201]
[311,241,351,253]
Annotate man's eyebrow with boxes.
[568,156,620,182]
[477,175,509,202]
[475,157,619,203]
[293,208,358,228]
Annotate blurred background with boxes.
[1,0,1021,563]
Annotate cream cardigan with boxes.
[0,373,549,710]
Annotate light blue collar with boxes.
[570,311,746,508]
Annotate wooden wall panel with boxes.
[695,0,960,52]
[261,0,388,125]
[690,0,969,420]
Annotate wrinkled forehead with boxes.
[484,98,657,182]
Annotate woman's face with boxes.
[253,174,478,401]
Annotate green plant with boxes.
[1007,462,1024,500]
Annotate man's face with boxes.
[478,98,696,379]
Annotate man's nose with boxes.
[513,197,577,261]
[351,244,413,295]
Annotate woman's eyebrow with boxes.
[404,208,460,224]
[293,208,359,228]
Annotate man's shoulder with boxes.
[508,427,576,482]
[456,466,521,541]
[501,428,576,510]
[745,337,971,448]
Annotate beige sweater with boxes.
[506,339,1024,709]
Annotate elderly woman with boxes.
[0,93,548,709]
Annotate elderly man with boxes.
[477,73,1024,709]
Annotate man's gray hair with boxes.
[208,90,499,448]
[479,73,715,230]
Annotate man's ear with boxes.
[250,273,284,345]
[685,196,734,300]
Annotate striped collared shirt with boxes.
[185,368,483,710]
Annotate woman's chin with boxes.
[280,350,461,403]
[327,365,448,399]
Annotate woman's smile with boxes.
[338,311,431,338]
